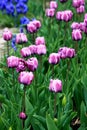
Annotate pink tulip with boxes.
[58,47,76,59]
[84,13,87,19]
[27,22,37,33]
[61,12,69,22]
[28,45,37,54]
[48,53,60,64]
[84,18,87,26]
[50,1,58,9]
[16,33,28,44]
[3,28,12,41]
[18,71,34,85]
[56,11,62,20]
[72,29,82,41]
[58,47,68,59]
[46,8,55,17]
[7,56,19,68]
[71,22,80,30]
[26,57,38,71]
[20,47,31,57]
[72,0,85,8]
[49,79,62,93]
[76,5,85,13]
[32,20,41,29]
[35,36,45,45]
[19,112,27,120]
[79,22,86,31]
[36,45,46,55]
[66,48,76,58]
[16,58,27,72]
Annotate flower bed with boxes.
[0,0,87,130]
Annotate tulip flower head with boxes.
[26,57,38,71]
[72,29,82,41]
[49,79,62,93]
[18,71,34,85]
[35,36,45,45]
[16,33,28,44]
[3,28,12,41]
[16,58,27,72]
[7,56,19,68]
[50,1,58,9]
[20,47,31,58]
[48,53,60,64]
[46,8,55,17]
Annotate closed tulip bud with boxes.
[35,36,45,45]
[49,79,62,93]
[18,71,34,85]
[26,57,38,71]
[54,118,58,124]
[19,112,27,120]
[3,28,12,41]
[9,127,12,130]
[62,95,66,106]
[7,56,19,68]
[16,33,28,44]
[50,1,58,9]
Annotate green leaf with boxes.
[46,114,58,130]
[80,101,87,126]
[25,95,34,113]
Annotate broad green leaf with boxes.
[46,114,58,130]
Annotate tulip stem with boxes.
[74,41,78,63]
[22,85,26,129]
[43,0,46,12]
[54,94,57,117]
[32,33,35,44]
[7,41,9,57]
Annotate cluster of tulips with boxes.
[73,0,85,13]
[1,0,87,129]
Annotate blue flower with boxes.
[20,16,30,25]
[16,2,28,14]
[15,0,28,3]
[0,0,6,10]
[20,27,24,33]
[6,3,15,15]
[11,35,17,51]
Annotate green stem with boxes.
[7,41,9,57]
[32,33,35,44]
[54,94,57,117]
[22,85,26,130]
[43,0,46,12]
